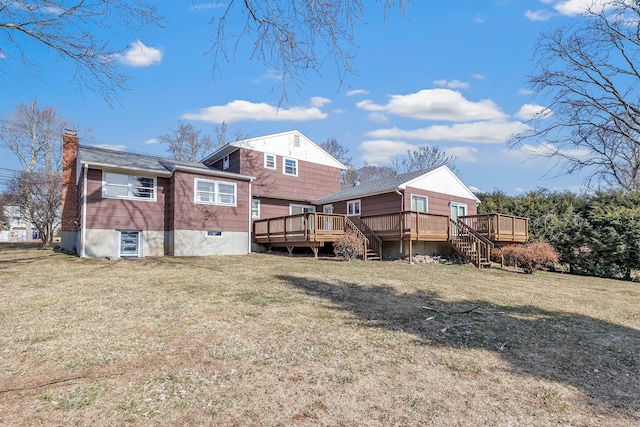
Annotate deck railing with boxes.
[253,213,346,243]
[361,211,449,241]
[461,214,528,243]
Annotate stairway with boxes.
[346,217,383,261]
[449,219,493,268]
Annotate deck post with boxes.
[409,239,413,263]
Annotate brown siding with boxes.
[404,187,478,216]
[330,189,477,217]
[253,198,304,220]
[84,169,168,231]
[238,149,342,201]
[171,171,249,232]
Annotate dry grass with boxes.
[0,243,638,426]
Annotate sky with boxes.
[0,0,602,195]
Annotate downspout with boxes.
[248,178,254,254]
[395,188,404,256]
[81,164,88,258]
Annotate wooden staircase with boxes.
[346,217,382,261]
[449,219,494,268]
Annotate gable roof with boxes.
[316,166,480,204]
[77,145,254,181]
[202,130,347,170]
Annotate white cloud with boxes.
[190,2,224,10]
[525,9,554,21]
[552,0,606,16]
[515,103,553,120]
[115,40,162,67]
[356,89,506,122]
[518,88,535,95]
[433,79,470,89]
[367,120,529,144]
[366,112,390,124]
[359,139,415,164]
[447,146,479,163]
[94,144,126,151]
[472,73,485,80]
[346,89,370,97]
[144,138,159,145]
[182,100,328,123]
[311,96,331,107]
[0,52,6,60]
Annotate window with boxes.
[252,199,261,218]
[207,230,223,237]
[347,200,361,216]
[323,204,334,214]
[103,172,156,201]
[290,204,315,214]
[118,230,141,257]
[195,179,237,206]
[293,134,300,147]
[222,155,230,170]
[264,153,276,170]
[411,194,428,213]
[283,158,298,176]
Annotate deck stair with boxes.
[449,219,494,268]
[346,217,382,261]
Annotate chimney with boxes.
[61,129,79,233]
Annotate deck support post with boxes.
[311,246,318,258]
[287,246,294,256]
[409,239,413,263]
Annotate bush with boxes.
[333,232,365,261]
[501,242,559,274]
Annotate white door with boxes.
[450,203,467,236]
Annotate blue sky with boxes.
[0,1,599,194]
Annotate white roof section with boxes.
[399,166,480,203]
[203,130,347,170]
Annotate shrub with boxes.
[333,232,365,261]
[501,241,559,274]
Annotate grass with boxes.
[0,243,638,426]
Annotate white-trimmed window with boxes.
[103,172,156,201]
[283,158,298,176]
[264,153,276,170]
[252,199,261,218]
[207,230,223,238]
[195,178,237,206]
[222,155,230,170]
[411,194,428,213]
[347,200,361,216]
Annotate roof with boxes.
[316,166,480,204]
[77,145,254,181]
[316,169,435,204]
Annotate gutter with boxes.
[81,164,88,258]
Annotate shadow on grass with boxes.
[278,274,640,418]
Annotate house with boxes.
[60,129,528,265]
[0,205,37,242]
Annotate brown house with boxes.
[60,129,527,265]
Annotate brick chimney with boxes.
[61,129,79,233]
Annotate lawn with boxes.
[0,244,638,426]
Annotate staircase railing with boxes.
[350,217,383,260]
[450,219,494,268]
[345,217,370,260]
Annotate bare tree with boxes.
[209,1,408,101]
[8,170,61,247]
[158,121,213,162]
[396,145,458,174]
[0,99,69,174]
[510,0,640,191]
[212,121,250,149]
[320,137,357,185]
[0,1,162,103]
[356,163,396,182]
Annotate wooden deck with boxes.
[460,214,528,244]
[253,212,529,258]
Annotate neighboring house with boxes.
[60,129,527,265]
[0,205,37,242]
